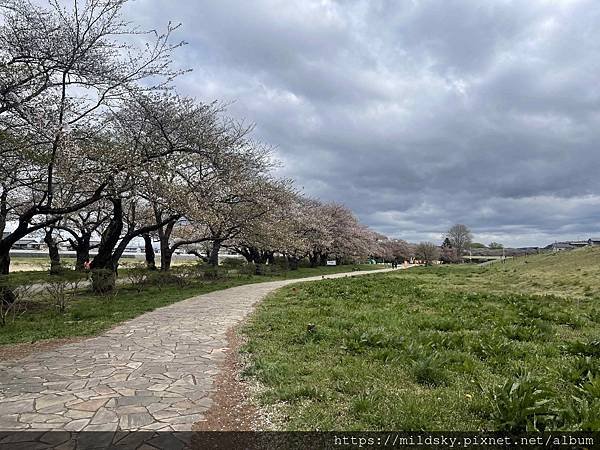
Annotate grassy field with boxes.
[243,248,600,431]
[0,264,382,345]
[7,256,197,273]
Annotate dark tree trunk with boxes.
[0,244,15,306]
[266,252,275,265]
[246,247,259,264]
[91,200,179,292]
[161,246,173,272]
[208,240,222,266]
[157,219,175,271]
[159,235,172,271]
[44,229,61,274]
[320,253,328,266]
[0,246,10,275]
[91,199,123,293]
[309,252,319,268]
[240,249,253,263]
[0,214,40,275]
[143,234,156,270]
[256,252,268,264]
[74,234,91,271]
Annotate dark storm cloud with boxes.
[128,0,600,246]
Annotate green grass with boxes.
[3,262,380,285]
[0,264,382,345]
[243,247,600,431]
[472,247,600,298]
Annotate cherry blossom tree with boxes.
[58,203,110,271]
[0,0,184,277]
[415,242,440,265]
[376,237,414,263]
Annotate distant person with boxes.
[83,260,91,271]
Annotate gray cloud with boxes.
[127,0,600,247]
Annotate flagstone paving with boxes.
[0,268,401,446]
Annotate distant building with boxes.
[14,239,44,250]
[569,240,589,248]
[545,242,574,252]
[2,232,45,250]
[66,239,101,251]
[544,237,600,252]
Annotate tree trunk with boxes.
[91,200,178,292]
[44,229,61,274]
[208,240,222,266]
[155,216,176,272]
[143,234,157,270]
[242,252,253,263]
[91,268,116,294]
[0,246,15,307]
[91,199,123,293]
[266,252,275,265]
[0,246,10,275]
[247,247,260,264]
[161,245,173,272]
[74,235,91,271]
[309,253,319,268]
[236,247,253,263]
[255,250,268,264]
[319,253,328,266]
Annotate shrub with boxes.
[126,267,149,292]
[200,266,227,280]
[170,265,199,280]
[0,277,32,326]
[298,259,312,268]
[221,257,246,270]
[255,263,285,276]
[238,263,257,277]
[45,273,85,314]
[145,271,187,289]
[273,256,289,271]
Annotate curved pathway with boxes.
[0,268,402,444]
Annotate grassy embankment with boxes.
[0,264,382,345]
[243,247,600,431]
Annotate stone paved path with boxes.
[0,268,402,446]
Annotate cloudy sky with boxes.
[127,0,600,247]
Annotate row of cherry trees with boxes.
[0,0,406,294]
[230,198,414,269]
